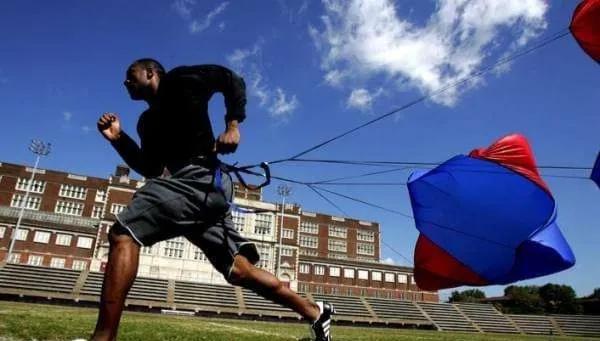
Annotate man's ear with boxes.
[146,68,154,80]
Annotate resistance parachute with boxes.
[571,0,600,63]
[408,134,575,291]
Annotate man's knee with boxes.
[227,255,251,285]
[108,223,139,248]
[228,255,281,291]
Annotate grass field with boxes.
[0,301,598,341]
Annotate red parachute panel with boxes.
[571,0,600,63]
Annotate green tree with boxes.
[581,288,600,315]
[539,284,582,314]
[448,289,486,303]
[587,288,600,299]
[502,285,545,314]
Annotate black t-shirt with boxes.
[112,64,246,178]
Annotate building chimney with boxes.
[115,165,130,177]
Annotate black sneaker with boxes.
[310,301,335,341]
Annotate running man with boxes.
[93,58,334,341]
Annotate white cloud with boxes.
[347,88,383,111]
[226,42,300,121]
[190,2,229,34]
[311,0,548,106]
[172,1,229,34]
[62,111,72,122]
[270,88,299,119]
[172,0,194,19]
[381,257,396,265]
[81,126,91,133]
[277,0,310,23]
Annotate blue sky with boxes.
[0,0,598,300]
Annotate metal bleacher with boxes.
[1,263,599,337]
[312,294,373,321]
[0,263,81,296]
[506,314,559,335]
[552,314,600,338]
[366,297,429,324]
[417,301,479,332]
[455,303,519,334]
[173,280,238,312]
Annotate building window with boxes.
[95,189,107,202]
[55,234,72,246]
[15,229,28,241]
[110,204,126,215]
[281,247,294,257]
[300,249,318,256]
[357,242,374,255]
[28,255,43,266]
[50,257,65,268]
[329,267,340,277]
[193,248,208,262]
[357,229,375,242]
[254,213,272,235]
[358,256,377,262]
[299,263,310,274]
[77,236,93,249]
[59,184,87,200]
[299,235,318,249]
[16,178,45,193]
[328,239,346,252]
[300,221,319,234]
[411,276,416,285]
[299,283,308,293]
[34,231,51,243]
[10,194,41,210]
[0,225,5,238]
[360,288,366,296]
[358,270,369,280]
[256,244,271,269]
[331,287,339,295]
[8,253,21,263]
[141,246,154,255]
[315,286,324,294]
[92,205,104,219]
[328,225,347,238]
[397,274,408,284]
[385,273,395,282]
[282,228,294,239]
[164,238,185,258]
[314,265,325,275]
[328,253,347,260]
[72,260,87,270]
[343,268,355,279]
[232,210,246,232]
[372,271,382,281]
[346,288,353,296]
[55,200,84,216]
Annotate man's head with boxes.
[124,58,165,101]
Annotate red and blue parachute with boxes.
[408,134,575,291]
[571,0,600,63]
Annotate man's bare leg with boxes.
[91,227,141,341]
[229,254,320,321]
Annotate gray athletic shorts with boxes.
[114,164,259,279]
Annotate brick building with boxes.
[0,160,438,302]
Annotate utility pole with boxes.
[6,140,51,262]
[276,184,291,278]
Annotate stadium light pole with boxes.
[6,139,51,262]
[276,184,291,278]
